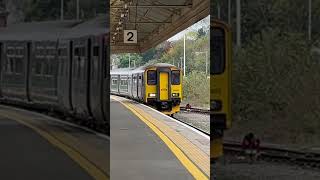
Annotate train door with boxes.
[132,74,137,99]
[26,42,31,102]
[71,38,92,117]
[68,41,73,111]
[137,73,142,100]
[159,72,169,101]
[86,38,93,117]
[136,74,139,98]
[57,40,72,111]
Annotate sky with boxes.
[168,15,210,41]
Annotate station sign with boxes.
[124,30,137,44]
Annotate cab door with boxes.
[159,72,169,101]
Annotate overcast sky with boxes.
[168,15,210,41]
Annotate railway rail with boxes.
[224,141,320,169]
[180,106,210,114]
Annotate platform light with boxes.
[124,4,128,9]
[121,13,124,18]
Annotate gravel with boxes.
[212,157,320,180]
[174,111,209,134]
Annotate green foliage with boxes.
[232,29,320,146]
[213,0,320,146]
[183,71,210,108]
[117,53,143,68]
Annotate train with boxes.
[211,19,232,160]
[0,18,109,133]
[110,63,182,116]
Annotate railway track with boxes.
[172,115,209,136]
[180,107,210,114]
[224,141,320,169]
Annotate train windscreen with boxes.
[211,27,226,75]
[147,70,157,85]
[171,70,180,85]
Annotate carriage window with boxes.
[212,27,226,75]
[147,70,157,85]
[172,70,180,85]
[75,48,80,56]
[121,79,128,86]
[15,58,23,74]
[112,79,117,85]
[93,46,99,57]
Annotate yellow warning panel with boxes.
[159,72,169,100]
[211,137,223,159]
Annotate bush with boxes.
[230,29,320,146]
[182,71,210,108]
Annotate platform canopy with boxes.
[111,0,209,53]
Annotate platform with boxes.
[110,95,210,180]
[0,105,109,180]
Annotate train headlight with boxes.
[172,93,179,97]
[211,100,222,111]
[149,93,156,97]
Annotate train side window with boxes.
[147,70,157,85]
[75,48,80,56]
[212,27,226,75]
[93,46,99,57]
[172,70,180,85]
[112,79,117,85]
[35,60,42,74]
[15,58,23,74]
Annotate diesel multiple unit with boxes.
[111,63,182,115]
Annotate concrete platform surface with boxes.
[0,105,109,180]
[111,95,210,179]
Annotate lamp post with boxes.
[308,0,312,41]
[183,33,186,77]
[236,0,241,48]
[128,53,131,68]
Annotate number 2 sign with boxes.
[124,30,137,44]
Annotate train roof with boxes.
[110,63,178,75]
[0,14,109,41]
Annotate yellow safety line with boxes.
[0,110,109,180]
[127,103,210,174]
[114,99,209,180]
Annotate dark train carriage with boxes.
[71,36,92,118]
[57,39,73,112]
[30,41,59,106]
[0,41,30,102]
[0,17,110,131]
[89,35,108,125]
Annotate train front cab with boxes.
[211,20,232,160]
[144,65,182,115]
